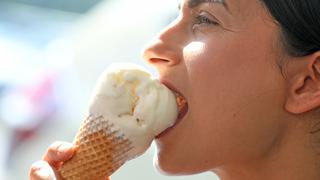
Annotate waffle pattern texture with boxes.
[58,114,133,180]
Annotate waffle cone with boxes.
[58,114,133,180]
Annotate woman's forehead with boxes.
[180,0,264,20]
[180,0,259,13]
[186,0,227,8]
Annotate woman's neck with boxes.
[214,121,320,180]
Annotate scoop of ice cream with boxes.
[88,63,178,158]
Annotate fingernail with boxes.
[57,143,72,153]
[36,166,56,180]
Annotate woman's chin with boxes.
[153,155,182,176]
[152,151,196,176]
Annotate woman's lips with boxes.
[156,99,188,138]
[160,79,188,120]
[175,92,188,119]
[156,81,189,138]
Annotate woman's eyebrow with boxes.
[187,0,229,11]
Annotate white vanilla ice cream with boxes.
[87,63,178,158]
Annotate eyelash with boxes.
[194,15,219,26]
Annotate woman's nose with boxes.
[143,18,187,67]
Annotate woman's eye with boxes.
[194,15,219,26]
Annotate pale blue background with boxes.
[0,0,220,179]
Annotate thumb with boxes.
[42,141,75,169]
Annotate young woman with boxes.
[30,0,320,179]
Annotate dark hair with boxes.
[260,0,320,57]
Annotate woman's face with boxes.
[143,0,288,175]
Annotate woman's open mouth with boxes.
[175,92,188,121]
[156,83,189,138]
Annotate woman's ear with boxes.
[285,52,320,114]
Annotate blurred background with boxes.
[0,0,219,179]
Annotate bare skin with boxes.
[29,141,74,180]
[143,0,320,179]
[30,0,320,179]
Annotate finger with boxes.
[29,160,56,180]
[42,141,75,169]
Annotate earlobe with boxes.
[285,52,320,114]
[285,87,320,114]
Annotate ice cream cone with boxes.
[57,64,181,179]
[58,114,133,180]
